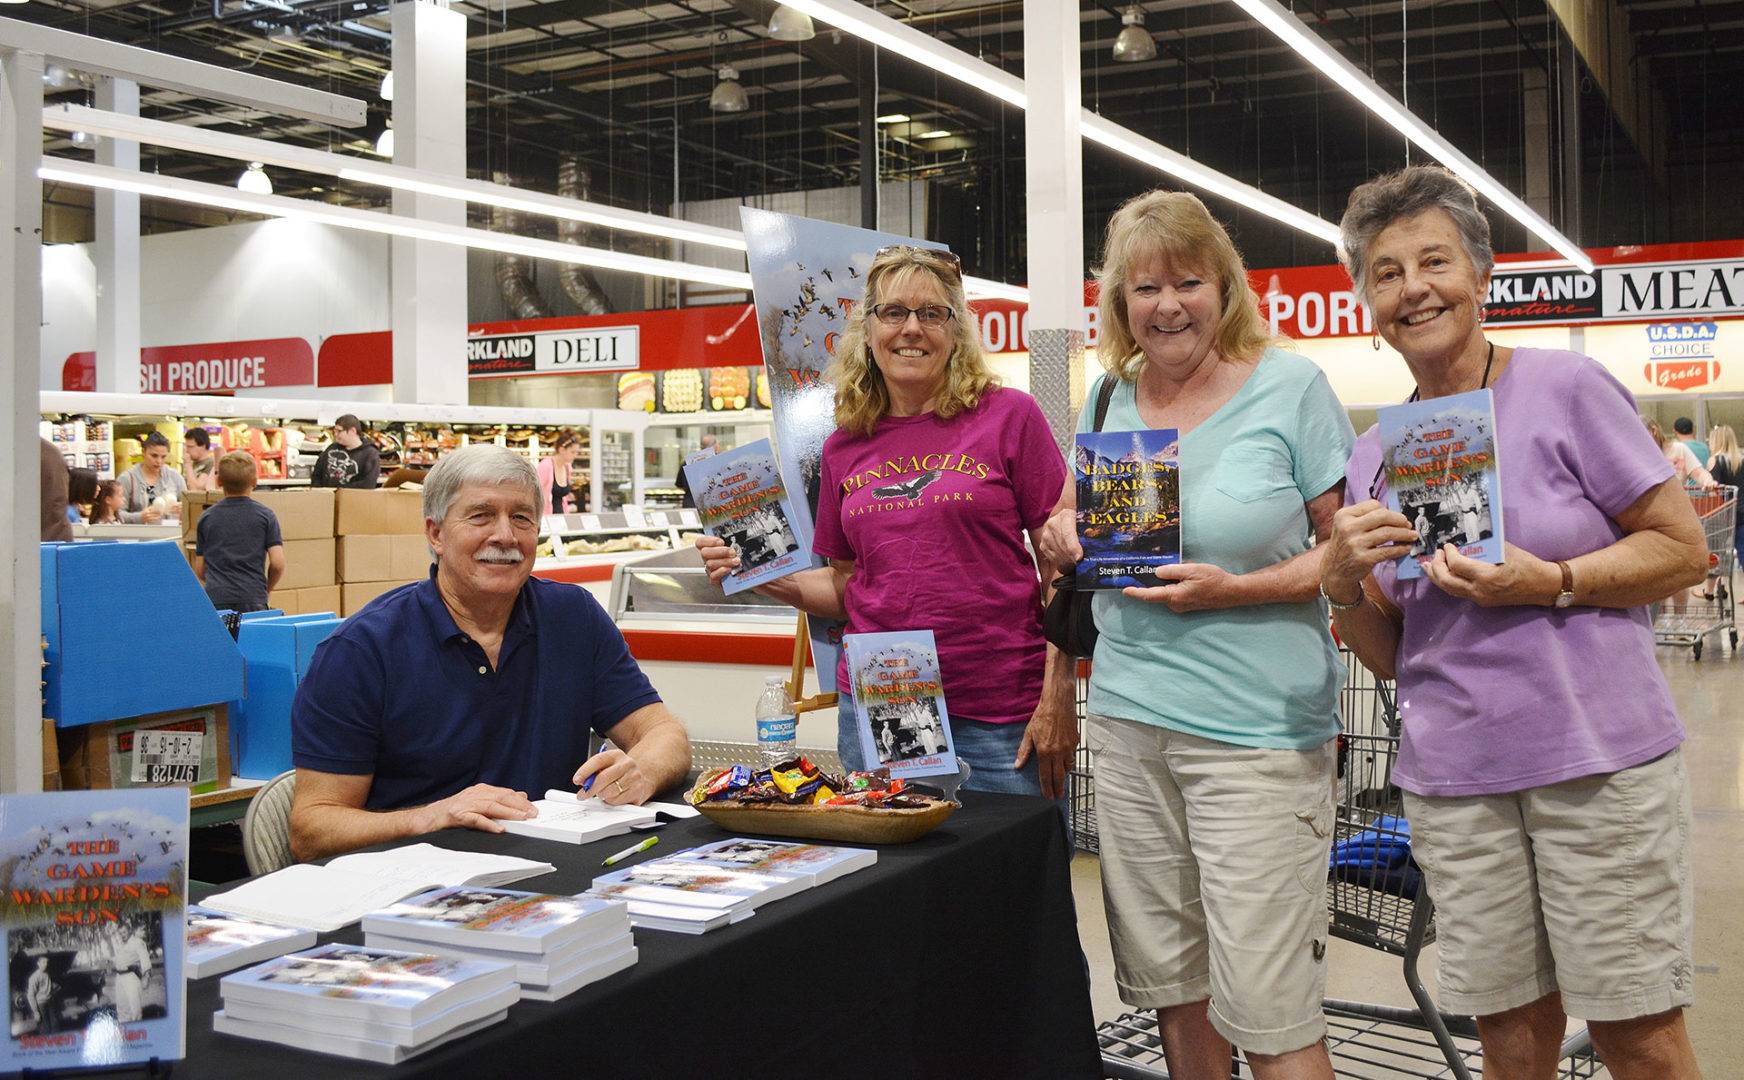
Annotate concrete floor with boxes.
[1070,635,1742,1073]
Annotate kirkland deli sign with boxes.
[466,325,639,377]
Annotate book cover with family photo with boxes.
[1,788,188,1073]
[844,630,959,780]
[1074,429,1182,589]
[684,438,805,595]
[1377,388,1504,580]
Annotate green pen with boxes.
[600,835,659,867]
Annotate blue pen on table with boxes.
[601,836,659,867]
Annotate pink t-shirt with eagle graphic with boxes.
[812,387,1067,725]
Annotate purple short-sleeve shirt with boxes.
[1344,348,1683,796]
[813,387,1067,725]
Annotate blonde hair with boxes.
[1643,416,1670,449]
[830,248,996,438]
[1095,190,1279,382]
[1709,425,1742,472]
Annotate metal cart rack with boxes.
[1090,651,1606,1078]
[1652,484,1738,660]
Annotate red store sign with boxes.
[63,338,314,393]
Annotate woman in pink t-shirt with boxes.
[1324,166,1708,1077]
[696,245,1072,799]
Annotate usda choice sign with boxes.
[467,326,639,377]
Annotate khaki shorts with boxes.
[1405,747,1695,1021]
[1089,714,1336,1056]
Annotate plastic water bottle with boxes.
[755,675,798,767]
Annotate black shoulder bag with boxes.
[1042,375,1119,660]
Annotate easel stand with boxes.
[21,1057,173,1079]
[787,612,836,716]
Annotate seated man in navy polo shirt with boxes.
[289,445,692,861]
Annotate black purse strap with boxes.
[1091,373,1117,433]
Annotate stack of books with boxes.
[212,943,519,1064]
[186,905,318,979]
[585,838,876,934]
[362,887,637,1002]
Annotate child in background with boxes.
[66,468,98,524]
[193,452,284,613]
[89,480,124,524]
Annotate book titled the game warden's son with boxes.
[1074,429,1182,589]
[1377,387,1504,580]
[684,438,806,595]
[845,630,958,781]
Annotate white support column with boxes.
[1023,0,1085,455]
[1,48,45,793]
[94,76,141,394]
[390,0,468,406]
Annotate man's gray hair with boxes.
[1338,165,1494,304]
[422,444,541,525]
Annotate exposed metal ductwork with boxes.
[490,170,553,321]
[556,154,612,316]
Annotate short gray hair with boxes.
[422,444,540,525]
[1338,166,1494,305]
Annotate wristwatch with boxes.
[1553,560,1576,609]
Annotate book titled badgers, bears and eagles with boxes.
[1074,429,1182,589]
[684,438,805,595]
[1377,388,1504,580]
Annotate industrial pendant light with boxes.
[1112,5,1156,63]
[236,162,273,195]
[708,66,749,113]
[379,71,394,102]
[767,5,817,41]
[374,123,395,158]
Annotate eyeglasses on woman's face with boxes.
[869,303,955,329]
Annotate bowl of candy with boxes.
[687,758,957,844]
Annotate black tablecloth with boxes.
[185,793,1101,1079]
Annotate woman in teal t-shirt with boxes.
[1039,191,1354,1074]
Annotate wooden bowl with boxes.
[686,768,957,845]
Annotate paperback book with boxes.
[1376,388,1503,580]
[1074,428,1182,589]
[186,906,317,979]
[363,920,631,987]
[667,838,877,888]
[217,943,517,1028]
[361,888,626,955]
[684,438,806,594]
[1,788,189,1074]
[498,791,660,845]
[844,630,958,780]
[589,859,797,910]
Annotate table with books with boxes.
[179,792,1100,1080]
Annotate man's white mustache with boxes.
[475,548,524,564]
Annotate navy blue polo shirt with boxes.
[291,573,662,811]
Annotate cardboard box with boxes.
[338,535,393,582]
[59,705,232,794]
[389,533,431,580]
[276,537,337,591]
[267,585,342,616]
[335,489,425,535]
[183,488,336,542]
[342,578,421,617]
[42,719,61,792]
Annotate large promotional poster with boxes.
[739,208,951,694]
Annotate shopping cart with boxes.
[1093,650,1606,1078]
[1652,484,1738,660]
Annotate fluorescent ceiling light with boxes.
[918,129,951,139]
[39,157,757,291]
[44,104,749,253]
[876,113,910,123]
[1226,0,1594,273]
[775,0,1339,246]
[1493,257,1580,272]
[962,277,1029,302]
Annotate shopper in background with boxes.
[40,439,74,542]
[1673,416,1709,468]
[182,427,219,493]
[1033,190,1352,1080]
[1702,425,1743,597]
[1324,165,1706,1080]
[89,480,123,525]
[65,468,98,525]
[673,433,718,509]
[290,444,691,861]
[697,245,1072,800]
[537,429,583,516]
[311,414,381,489]
[1646,417,1717,491]
[117,432,186,524]
[193,451,284,614]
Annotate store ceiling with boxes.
[15,0,1743,274]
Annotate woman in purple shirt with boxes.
[1322,166,1708,1079]
[697,245,1072,798]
